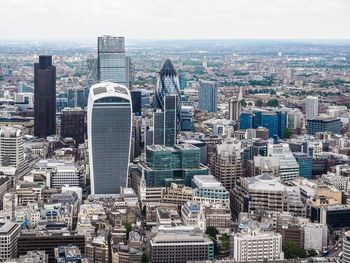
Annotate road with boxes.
[327,239,342,258]
[14,155,40,183]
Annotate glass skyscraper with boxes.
[154,59,182,131]
[164,95,177,146]
[88,82,132,195]
[97,36,129,87]
[294,152,312,179]
[135,144,209,187]
[198,80,217,113]
[239,109,287,138]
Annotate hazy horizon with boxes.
[1,0,349,40]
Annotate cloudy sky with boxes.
[1,0,350,40]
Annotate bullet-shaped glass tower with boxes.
[154,59,182,131]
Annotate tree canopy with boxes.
[267,99,279,107]
[206,226,219,240]
[283,240,307,259]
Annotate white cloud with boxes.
[0,0,349,39]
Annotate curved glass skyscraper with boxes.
[154,59,182,131]
[88,82,132,195]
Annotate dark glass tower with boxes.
[130,90,142,116]
[152,95,177,147]
[34,55,56,138]
[164,95,177,146]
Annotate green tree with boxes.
[267,99,279,107]
[255,98,264,107]
[124,223,133,239]
[240,99,247,107]
[219,234,230,251]
[283,240,307,259]
[206,226,219,240]
[142,253,149,263]
[283,128,293,139]
[308,249,318,257]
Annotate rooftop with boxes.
[243,174,285,192]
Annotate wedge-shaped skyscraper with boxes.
[88,82,132,195]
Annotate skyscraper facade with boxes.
[198,80,217,113]
[0,127,26,171]
[88,82,132,195]
[154,59,182,131]
[228,97,241,121]
[239,109,287,138]
[153,110,165,145]
[181,105,194,131]
[164,95,177,146]
[152,95,178,146]
[130,90,142,116]
[343,231,350,263]
[97,36,129,87]
[61,108,86,144]
[307,117,341,135]
[34,55,56,138]
[305,96,319,120]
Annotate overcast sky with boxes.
[1,0,350,40]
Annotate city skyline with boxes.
[1,0,350,40]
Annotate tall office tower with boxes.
[61,108,86,144]
[164,95,177,146]
[305,96,319,119]
[153,110,165,145]
[154,59,182,131]
[179,73,187,90]
[88,82,132,195]
[0,222,21,260]
[34,55,56,138]
[228,97,241,121]
[67,87,89,109]
[97,36,129,87]
[132,116,142,159]
[287,68,295,81]
[152,95,177,146]
[86,57,98,87]
[212,142,242,190]
[126,56,134,88]
[343,231,350,263]
[130,90,142,116]
[0,126,26,171]
[198,80,217,113]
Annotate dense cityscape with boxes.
[1,35,350,263]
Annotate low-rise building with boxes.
[230,228,284,262]
[149,226,214,263]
